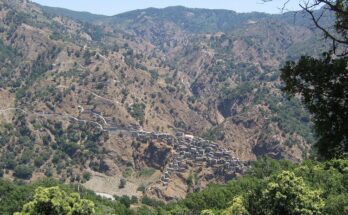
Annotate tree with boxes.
[0,179,32,215]
[131,196,138,204]
[14,186,95,215]
[119,195,131,208]
[259,171,324,215]
[263,0,348,55]
[14,165,33,180]
[221,196,250,215]
[281,53,348,159]
[299,0,348,56]
[262,0,348,159]
[83,172,92,181]
[246,156,295,178]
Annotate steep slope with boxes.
[0,0,330,200]
[93,6,324,161]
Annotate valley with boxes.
[0,0,329,201]
[1,85,246,201]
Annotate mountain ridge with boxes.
[40,5,108,22]
[40,4,312,33]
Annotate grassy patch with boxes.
[136,168,156,177]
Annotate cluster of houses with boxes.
[77,109,247,186]
[131,131,247,186]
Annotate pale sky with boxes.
[30,0,303,16]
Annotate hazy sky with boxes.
[31,0,303,16]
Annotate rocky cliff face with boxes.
[133,141,173,170]
[0,0,326,200]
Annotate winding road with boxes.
[0,107,104,130]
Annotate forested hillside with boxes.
[0,0,337,202]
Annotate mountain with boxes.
[39,5,107,22]
[104,6,271,33]
[0,0,330,200]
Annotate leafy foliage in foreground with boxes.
[14,186,95,215]
[171,158,348,215]
[2,158,348,215]
[0,179,133,215]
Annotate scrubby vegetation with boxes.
[128,103,146,123]
[0,113,109,182]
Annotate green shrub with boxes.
[141,196,164,207]
[14,165,33,180]
[119,195,131,208]
[34,157,45,168]
[123,167,133,178]
[128,103,146,122]
[83,172,92,181]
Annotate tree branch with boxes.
[300,3,348,45]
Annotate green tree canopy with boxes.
[262,1,348,159]
[221,196,250,215]
[259,171,324,215]
[14,186,95,215]
[281,53,348,159]
[201,209,217,215]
